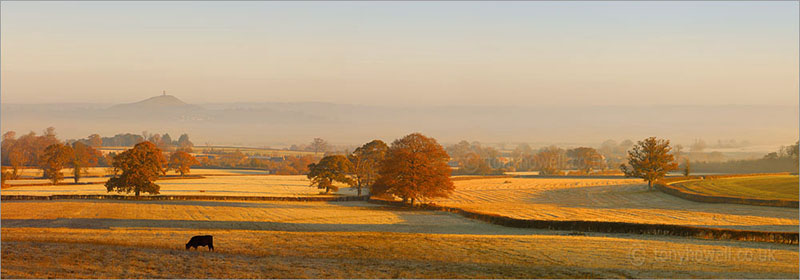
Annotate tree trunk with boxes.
[402,196,408,203]
[73,167,80,184]
[648,180,653,190]
[410,197,415,205]
[325,186,330,194]
[135,190,140,197]
[357,186,362,196]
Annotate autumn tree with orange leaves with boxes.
[169,150,199,177]
[105,141,167,197]
[373,133,454,205]
[40,143,73,185]
[307,155,354,194]
[70,142,102,183]
[620,137,679,190]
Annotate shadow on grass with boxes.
[1,216,541,236]
[0,199,326,209]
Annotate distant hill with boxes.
[109,95,203,111]
[1,97,797,150]
[100,94,208,122]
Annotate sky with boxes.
[1,1,798,106]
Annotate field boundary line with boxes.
[367,198,799,245]
[515,175,628,179]
[658,172,794,184]
[0,194,369,202]
[3,175,207,187]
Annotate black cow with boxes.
[186,235,214,251]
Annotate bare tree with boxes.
[310,138,329,154]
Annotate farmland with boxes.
[4,173,797,231]
[2,172,798,278]
[2,199,798,278]
[429,177,798,232]
[2,174,355,197]
[7,167,269,180]
[673,175,799,201]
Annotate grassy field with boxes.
[6,167,269,181]
[675,175,799,201]
[5,175,797,232]
[2,175,354,197]
[427,178,799,232]
[2,199,797,278]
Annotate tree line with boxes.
[2,128,701,203]
[0,128,108,181]
[3,127,793,201]
[307,133,454,204]
[687,141,798,174]
[446,141,606,176]
[1,128,201,186]
[97,132,454,203]
[195,150,318,175]
[69,132,193,151]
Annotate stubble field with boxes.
[2,174,356,197]
[674,175,799,200]
[430,178,799,232]
[2,173,798,278]
[2,199,797,278]
[4,174,797,231]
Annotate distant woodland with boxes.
[1,127,797,180]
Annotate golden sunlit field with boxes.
[430,178,799,232]
[2,172,798,278]
[4,1,799,278]
[674,175,800,201]
[5,173,797,232]
[3,173,355,197]
[2,200,797,278]
[6,167,270,182]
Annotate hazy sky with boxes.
[2,1,798,106]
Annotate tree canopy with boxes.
[177,133,194,151]
[534,146,567,175]
[169,150,199,177]
[307,155,354,194]
[374,133,454,204]
[39,143,73,185]
[620,137,679,189]
[446,141,503,175]
[348,140,388,196]
[69,142,101,183]
[309,138,329,154]
[87,134,103,148]
[566,147,605,174]
[105,141,167,197]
